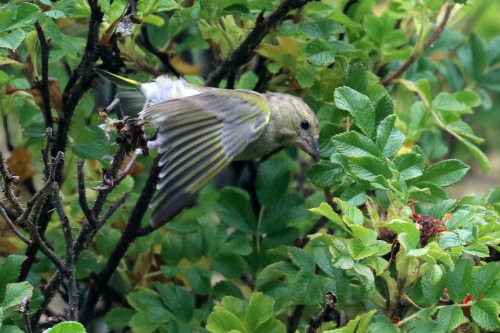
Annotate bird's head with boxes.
[265,93,321,162]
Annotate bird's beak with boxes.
[297,135,320,162]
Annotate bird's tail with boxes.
[95,68,142,89]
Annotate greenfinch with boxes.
[97,70,320,227]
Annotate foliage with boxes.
[0,0,499,332]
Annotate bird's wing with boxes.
[140,90,271,226]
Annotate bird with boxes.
[96,69,320,227]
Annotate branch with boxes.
[80,155,161,325]
[0,202,31,246]
[77,160,97,226]
[0,151,24,215]
[379,1,454,86]
[19,296,33,333]
[34,21,53,128]
[305,292,339,333]
[138,25,181,78]
[49,182,78,321]
[205,0,314,87]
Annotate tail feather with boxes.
[95,68,142,89]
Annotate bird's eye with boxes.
[300,119,310,130]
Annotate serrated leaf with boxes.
[216,187,256,233]
[2,281,32,309]
[379,219,419,251]
[334,198,364,226]
[287,247,315,272]
[0,29,25,50]
[437,306,464,332]
[46,321,86,333]
[471,262,500,300]
[292,270,324,304]
[256,159,291,204]
[211,253,245,278]
[305,39,336,66]
[105,307,135,330]
[376,115,405,158]
[309,203,347,231]
[244,293,274,331]
[187,267,212,295]
[334,87,375,137]
[332,131,379,157]
[470,298,500,331]
[0,255,27,299]
[207,310,244,333]
[417,159,469,187]
[156,284,194,324]
[307,161,342,187]
[349,156,390,181]
[255,261,298,289]
[393,153,424,180]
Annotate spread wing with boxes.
[140,90,270,227]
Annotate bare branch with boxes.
[77,160,97,226]
[99,192,130,226]
[205,0,314,87]
[305,292,340,333]
[0,202,31,246]
[0,151,24,215]
[49,182,78,321]
[379,1,454,86]
[19,296,33,333]
[34,21,53,128]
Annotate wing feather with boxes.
[141,90,270,226]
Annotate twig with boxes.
[19,296,33,333]
[0,151,24,215]
[34,21,53,128]
[0,202,31,245]
[49,183,78,321]
[288,304,306,333]
[401,293,423,310]
[77,160,97,226]
[205,0,314,87]
[99,192,130,226]
[138,25,181,78]
[42,127,54,181]
[379,1,454,86]
[305,292,339,333]
[2,114,13,151]
[80,155,161,324]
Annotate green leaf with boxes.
[156,284,194,324]
[126,291,171,323]
[334,198,364,226]
[211,253,245,278]
[470,298,500,331]
[348,239,378,260]
[0,3,41,33]
[458,137,490,173]
[305,39,337,66]
[46,322,86,333]
[0,29,25,50]
[334,87,375,137]
[393,153,424,180]
[376,115,405,158]
[417,159,469,187]
[161,235,183,265]
[307,161,342,187]
[129,312,160,332]
[217,187,256,233]
[349,156,390,181]
[292,270,324,304]
[255,261,298,289]
[256,159,291,204]
[453,90,481,108]
[0,255,26,299]
[471,262,500,300]
[244,293,274,331]
[105,307,135,330]
[439,232,462,248]
[72,141,110,161]
[446,209,475,231]
[463,242,489,257]
[207,310,244,333]
[379,219,419,251]
[332,132,379,157]
[187,267,212,295]
[2,281,33,309]
[437,306,464,332]
[236,72,258,90]
[421,267,446,305]
[368,314,398,333]
[287,247,315,272]
[309,203,347,232]
[329,10,362,35]
[433,92,471,115]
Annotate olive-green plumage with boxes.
[97,69,320,227]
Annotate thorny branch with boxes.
[34,21,53,128]
[19,296,33,333]
[21,0,105,282]
[205,0,315,87]
[0,151,24,215]
[379,1,454,86]
[50,183,78,321]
